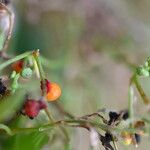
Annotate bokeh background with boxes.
[3,0,150,149]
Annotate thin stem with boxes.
[32,50,45,80]
[11,119,105,135]
[32,50,53,120]
[133,75,150,104]
[0,51,32,70]
[80,112,108,124]
[32,50,70,142]
[1,117,145,136]
[44,107,53,122]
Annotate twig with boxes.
[80,112,108,124]
[0,2,14,53]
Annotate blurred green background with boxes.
[2,0,150,149]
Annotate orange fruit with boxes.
[46,83,61,101]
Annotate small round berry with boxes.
[46,83,61,101]
[21,67,33,79]
[12,60,23,73]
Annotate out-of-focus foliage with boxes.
[1,131,49,150]
[0,90,25,122]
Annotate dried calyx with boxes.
[108,110,129,125]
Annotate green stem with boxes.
[32,50,70,142]
[1,117,144,136]
[11,119,105,135]
[0,51,32,71]
[133,75,150,104]
[44,107,54,122]
[32,50,53,121]
[32,50,45,80]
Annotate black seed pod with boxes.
[122,110,129,120]
[108,111,119,125]
[105,132,113,143]
[99,132,114,150]
[135,134,141,144]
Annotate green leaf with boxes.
[0,90,25,122]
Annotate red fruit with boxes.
[23,99,47,119]
[23,100,40,119]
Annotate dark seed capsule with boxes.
[105,132,113,143]
[135,134,141,144]
[122,110,129,120]
[108,111,119,125]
